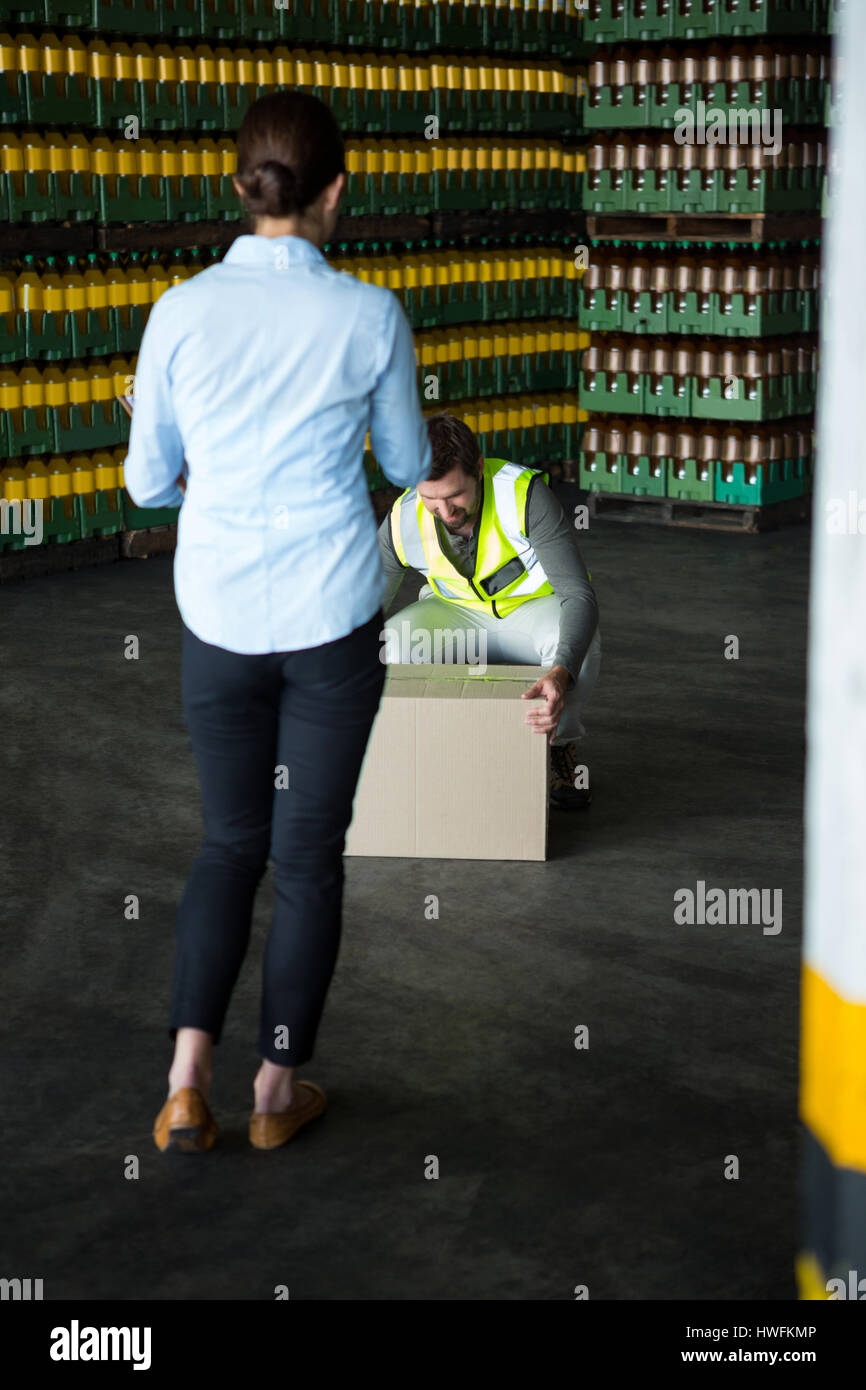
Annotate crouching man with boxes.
[377,412,601,810]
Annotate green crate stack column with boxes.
[576,0,827,514]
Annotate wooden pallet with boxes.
[585,212,823,244]
[586,489,811,533]
[120,524,177,558]
[0,534,120,581]
[0,209,587,257]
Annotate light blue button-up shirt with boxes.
[123,233,431,654]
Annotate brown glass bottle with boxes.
[763,342,782,405]
[695,244,717,317]
[673,243,697,319]
[625,339,647,400]
[698,422,723,479]
[696,337,718,399]
[720,425,745,483]
[610,46,631,106]
[627,241,651,315]
[584,242,607,311]
[742,242,767,319]
[588,54,607,110]
[674,422,697,470]
[648,339,671,400]
[651,422,674,466]
[727,43,750,104]
[749,42,774,107]
[632,48,655,106]
[626,420,651,476]
[679,46,700,107]
[649,242,670,319]
[609,132,633,193]
[604,416,626,466]
[718,243,743,319]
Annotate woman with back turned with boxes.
[124,91,431,1153]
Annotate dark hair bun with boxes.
[235,91,346,222]
[238,159,302,218]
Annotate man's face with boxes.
[417,459,482,533]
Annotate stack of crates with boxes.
[0,3,591,558]
[577,0,828,512]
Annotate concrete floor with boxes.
[0,494,810,1299]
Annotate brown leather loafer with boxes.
[249,1080,327,1150]
[153,1087,219,1152]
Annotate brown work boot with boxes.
[549,741,592,811]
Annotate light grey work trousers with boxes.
[383,586,601,745]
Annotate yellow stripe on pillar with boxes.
[800,963,866,1172]
[795,1252,831,1301]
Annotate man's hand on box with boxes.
[521,665,571,745]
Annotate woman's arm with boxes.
[369,295,431,490]
[124,294,187,509]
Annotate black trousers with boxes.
[169,610,386,1066]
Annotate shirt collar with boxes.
[222,234,327,269]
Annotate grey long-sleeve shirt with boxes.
[377,474,599,685]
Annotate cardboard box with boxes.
[345,664,549,861]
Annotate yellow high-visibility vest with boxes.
[389,456,554,618]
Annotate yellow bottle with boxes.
[251,45,274,91]
[64,34,89,100]
[0,32,19,91]
[42,129,68,186]
[167,248,192,288]
[41,256,65,348]
[89,134,116,190]
[216,137,236,181]
[382,242,402,293]
[38,30,66,85]
[152,42,178,88]
[24,456,50,502]
[174,43,197,88]
[82,251,109,343]
[92,449,118,491]
[60,256,87,343]
[310,48,332,93]
[48,454,74,498]
[196,137,220,207]
[103,251,129,311]
[145,252,171,302]
[235,45,256,97]
[90,361,114,424]
[17,363,44,414]
[446,247,463,304]
[112,444,127,490]
[2,462,27,503]
[112,41,134,85]
[15,254,43,326]
[0,264,17,341]
[108,355,132,398]
[62,362,88,426]
[65,132,91,196]
[43,365,68,421]
[124,251,150,308]
[0,131,23,202]
[176,134,201,180]
[434,246,450,305]
[70,452,95,494]
[89,37,115,87]
[139,136,161,185]
[402,246,419,297]
[0,368,21,412]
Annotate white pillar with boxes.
[799,0,866,1301]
